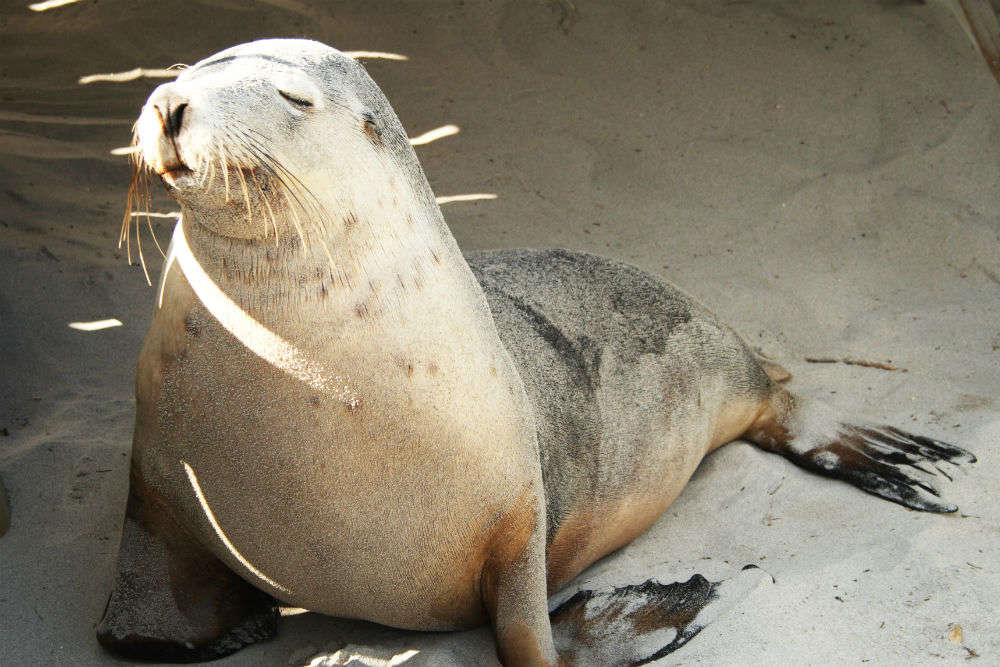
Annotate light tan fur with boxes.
[99,39,973,667]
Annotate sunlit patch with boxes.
[435,193,498,205]
[131,210,180,219]
[78,68,178,85]
[0,111,130,126]
[182,461,291,594]
[68,319,123,331]
[157,241,176,308]
[343,51,408,61]
[28,0,83,11]
[169,221,360,409]
[279,606,310,617]
[409,124,460,146]
[305,647,420,666]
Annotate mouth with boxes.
[157,162,194,187]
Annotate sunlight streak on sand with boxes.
[435,193,498,205]
[0,111,130,126]
[278,606,310,616]
[344,51,409,61]
[306,648,420,666]
[409,124,460,146]
[131,211,181,218]
[68,319,122,331]
[28,0,84,11]
[78,68,178,85]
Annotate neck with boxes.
[175,184,451,325]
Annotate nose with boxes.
[150,87,189,138]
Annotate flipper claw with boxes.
[788,425,975,513]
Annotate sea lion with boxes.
[97,39,975,666]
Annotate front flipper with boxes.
[779,424,975,513]
[97,473,278,662]
[550,565,772,666]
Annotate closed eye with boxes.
[279,90,314,108]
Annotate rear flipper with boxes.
[549,565,772,666]
[747,393,976,513]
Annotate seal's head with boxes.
[131,39,434,245]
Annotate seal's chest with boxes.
[158,383,520,630]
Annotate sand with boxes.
[1,0,997,665]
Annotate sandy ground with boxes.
[1,1,998,665]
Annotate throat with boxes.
[176,202,448,323]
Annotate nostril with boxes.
[166,102,188,138]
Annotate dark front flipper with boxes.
[550,566,771,666]
[97,473,278,662]
[781,425,976,513]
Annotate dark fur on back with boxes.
[467,249,772,545]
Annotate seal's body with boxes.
[98,40,974,666]
[470,248,775,592]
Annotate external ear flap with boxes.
[362,110,382,142]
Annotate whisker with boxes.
[250,168,279,243]
[254,140,325,215]
[264,156,336,266]
[141,166,164,257]
[220,142,231,202]
[285,191,309,250]
[134,197,151,285]
[237,132,312,246]
[247,134,337,268]
[252,137,329,231]
[120,133,141,252]
[206,158,217,192]
[145,214,167,257]
[123,159,135,268]
[198,152,211,189]
[233,133,287,245]
[234,162,254,229]
[120,158,136,250]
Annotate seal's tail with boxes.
[744,389,976,513]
